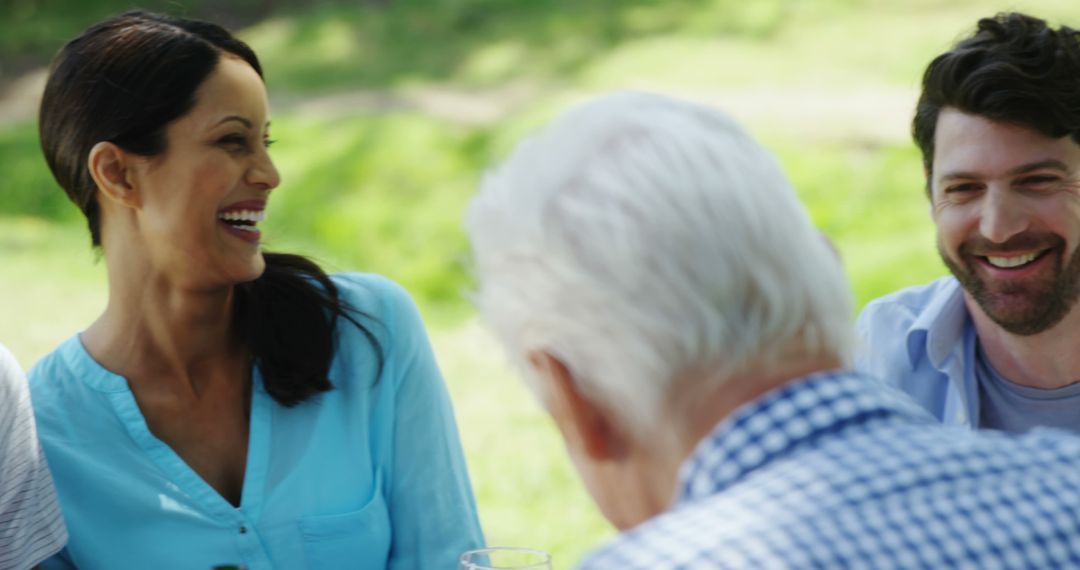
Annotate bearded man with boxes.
[857,12,1080,432]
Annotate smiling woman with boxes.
[28,11,483,569]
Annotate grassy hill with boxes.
[2,0,1077,565]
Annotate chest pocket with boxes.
[298,471,391,568]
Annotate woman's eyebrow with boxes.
[213,115,253,128]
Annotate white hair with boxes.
[465,91,853,436]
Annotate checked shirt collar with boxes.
[676,370,935,504]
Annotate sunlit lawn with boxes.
[9,0,1075,565]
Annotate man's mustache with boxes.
[958,233,1064,256]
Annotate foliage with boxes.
[2,0,1077,565]
[0,121,79,222]
[2,0,272,66]
[4,0,1072,314]
[770,139,944,304]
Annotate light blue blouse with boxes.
[29,273,484,569]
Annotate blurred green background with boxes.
[2,0,1077,566]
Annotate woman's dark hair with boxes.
[39,11,381,406]
[913,12,1080,181]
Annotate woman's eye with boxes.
[263,138,277,149]
[218,135,248,149]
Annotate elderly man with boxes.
[857,13,1080,432]
[0,342,66,570]
[465,92,1080,568]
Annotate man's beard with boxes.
[938,232,1080,336]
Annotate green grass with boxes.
[435,322,614,565]
[0,218,106,368]
[258,112,483,316]
[769,139,947,305]
[0,122,80,223]
[2,0,1073,566]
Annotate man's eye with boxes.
[263,138,277,148]
[1018,175,1059,187]
[945,183,980,194]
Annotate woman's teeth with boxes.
[218,210,265,234]
[218,210,266,223]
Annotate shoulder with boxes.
[854,277,961,376]
[27,336,80,391]
[0,341,20,371]
[579,497,773,569]
[1017,427,1080,459]
[0,342,31,433]
[582,426,1080,570]
[26,336,107,424]
[331,272,416,318]
[857,277,958,331]
[0,346,69,567]
[328,273,433,368]
[0,342,26,402]
[330,272,426,341]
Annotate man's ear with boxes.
[924,168,936,217]
[528,351,626,462]
[88,141,140,209]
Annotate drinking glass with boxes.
[459,547,552,569]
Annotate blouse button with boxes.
[239,526,248,534]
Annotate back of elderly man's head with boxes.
[466,92,852,438]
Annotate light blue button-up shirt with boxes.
[29,273,484,569]
[855,276,980,428]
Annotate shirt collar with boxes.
[675,370,934,504]
[907,278,969,369]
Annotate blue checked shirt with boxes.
[578,370,1080,569]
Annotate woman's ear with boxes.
[88,141,141,208]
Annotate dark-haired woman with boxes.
[28,11,483,569]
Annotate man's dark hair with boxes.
[913,12,1080,181]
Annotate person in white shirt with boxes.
[0,343,66,570]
